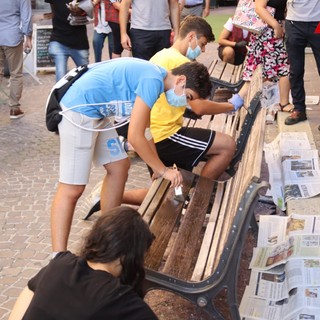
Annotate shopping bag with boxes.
[232,0,275,34]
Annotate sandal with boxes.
[279,102,294,113]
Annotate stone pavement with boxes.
[0,7,319,320]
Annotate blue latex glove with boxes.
[228,94,244,111]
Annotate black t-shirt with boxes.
[45,0,89,49]
[23,251,158,320]
[267,0,287,21]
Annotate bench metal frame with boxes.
[143,178,269,320]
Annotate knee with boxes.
[215,133,236,157]
[105,158,130,179]
[58,183,85,202]
[226,135,237,155]
[222,47,235,64]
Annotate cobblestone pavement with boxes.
[1,7,319,320]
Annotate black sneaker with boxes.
[284,111,307,125]
[10,108,25,119]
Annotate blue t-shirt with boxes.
[61,58,167,118]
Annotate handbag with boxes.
[45,64,88,132]
[232,0,275,34]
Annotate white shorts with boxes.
[58,109,128,185]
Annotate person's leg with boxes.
[278,75,293,112]
[51,182,85,252]
[92,30,105,62]
[130,29,156,60]
[100,158,130,213]
[108,22,122,59]
[0,46,4,82]
[5,42,23,108]
[107,32,114,60]
[94,122,129,211]
[307,21,320,75]
[155,127,234,180]
[122,188,149,206]
[154,29,171,56]
[202,132,236,180]
[51,111,102,251]
[284,20,309,125]
[285,20,308,113]
[48,41,70,82]
[70,47,89,67]
[220,46,236,64]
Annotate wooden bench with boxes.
[140,67,268,319]
[183,59,245,123]
[208,59,245,100]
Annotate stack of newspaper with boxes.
[239,214,320,319]
[263,132,320,211]
[240,132,320,319]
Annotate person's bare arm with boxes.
[169,0,180,42]
[218,27,235,47]
[255,0,283,38]
[8,287,34,320]
[189,99,234,116]
[128,96,183,187]
[119,0,132,50]
[112,1,120,10]
[202,0,210,18]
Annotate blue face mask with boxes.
[165,86,187,107]
[186,36,201,60]
[186,45,201,60]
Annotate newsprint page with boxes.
[264,132,320,211]
[240,215,320,319]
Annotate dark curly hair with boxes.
[171,61,212,99]
[79,206,154,297]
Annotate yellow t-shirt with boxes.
[150,48,190,143]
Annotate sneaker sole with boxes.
[10,114,25,120]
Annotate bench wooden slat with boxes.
[220,63,238,83]
[138,177,164,218]
[144,170,195,270]
[210,61,227,80]
[163,176,215,280]
[204,179,233,277]
[141,178,171,224]
[193,114,212,129]
[191,182,225,281]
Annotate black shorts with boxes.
[155,127,216,171]
[217,45,246,66]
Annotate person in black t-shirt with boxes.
[45,0,90,82]
[8,206,158,320]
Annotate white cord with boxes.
[59,102,130,132]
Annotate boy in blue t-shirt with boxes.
[51,57,212,254]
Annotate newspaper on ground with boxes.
[249,214,320,270]
[264,132,320,210]
[247,259,320,301]
[240,285,320,320]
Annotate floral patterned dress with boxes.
[242,0,289,82]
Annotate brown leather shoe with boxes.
[284,110,307,125]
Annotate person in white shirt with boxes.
[218,17,250,66]
[284,0,320,125]
[93,0,114,62]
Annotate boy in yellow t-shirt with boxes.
[149,15,243,180]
